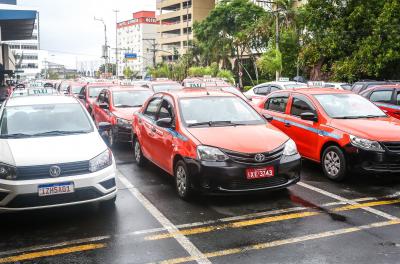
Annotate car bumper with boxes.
[345,146,400,173]
[114,125,132,143]
[184,154,301,194]
[0,164,117,211]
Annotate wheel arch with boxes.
[319,141,343,162]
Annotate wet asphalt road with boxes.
[1,145,400,264]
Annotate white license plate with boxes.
[38,182,74,197]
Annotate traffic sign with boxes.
[125,53,137,60]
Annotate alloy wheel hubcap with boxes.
[134,141,141,162]
[176,166,187,196]
[324,151,340,176]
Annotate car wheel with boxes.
[100,196,116,210]
[322,146,347,181]
[175,160,193,200]
[133,138,146,167]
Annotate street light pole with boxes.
[113,9,119,78]
[94,17,108,77]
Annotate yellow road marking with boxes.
[158,220,400,264]
[0,243,106,264]
[146,199,400,241]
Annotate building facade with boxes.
[117,11,158,79]
[156,0,215,62]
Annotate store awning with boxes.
[0,8,37,41]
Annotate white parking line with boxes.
[298,182,399,220]
[118,171,211,264]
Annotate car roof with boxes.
[107,86,153,92]
[6,95,79,107]
[273,87,353,95]
[87,83,114,87]
[161,88,238,98]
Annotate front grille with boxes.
[16,161,90,180]
[222,147,284,165]
[382,142,400,153]
[6,187,103,208]
[220,176,288,191]
[100,178,116,189]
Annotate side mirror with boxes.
[156,117,173,128]
[99,103,109,110]
[263,113,274,122]
[300,112,318,122]
[98,122,112,132]
[79,94,86,100]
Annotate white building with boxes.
[117,11,157,79]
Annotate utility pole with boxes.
[94,17,108,77]
[185,0,190,75]
[144,38,157,68]
[113,9,119,78]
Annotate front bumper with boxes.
[0,164,117,211]
[345,145,400,173]
[185,154,301,194]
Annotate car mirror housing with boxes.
[263,114,274,122]
[156,118,174,128]
[300,112,318,122]
[78,94,86,100]
[99,103,109,110]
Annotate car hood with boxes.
[329,117,400,141]
[0,132,107,166]
[113,107,140,121]
[187,124,289,153]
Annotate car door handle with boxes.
[151,127,156,133]
[138,118,142,124]
[284,122,291,127]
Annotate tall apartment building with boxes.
[117,11,158,78]
[156,0,215,62]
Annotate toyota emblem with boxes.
[254,154,266,162]
[49,166,61,177]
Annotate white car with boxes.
[244,81,308,104]
[0,95,117,211]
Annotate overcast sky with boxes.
[18,0,156,68]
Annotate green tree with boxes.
[98,63,117,76]
[123,66,135,79]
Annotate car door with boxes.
[284,94,320,160]
[368,89,396,117]
[138,97,163,160]
[97,91,112,124]
[151,97,175,172]
[261,93,289,132]
[395,89,400,119]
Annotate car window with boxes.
[397,91,400,105]
[352,84,364,93]
[157,99,174,120]
[265,96,288,113]
[370,90,393,104]
[104,92,110,105]
[143,98,162,120]
[290,96,316,117]
[98,92,104,103]
[255,86,269,95]
[79,87,86,96]
[270,86,280,93]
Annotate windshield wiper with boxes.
[0,133,33,138]
[188,121,245,127]
[34,130,90,136]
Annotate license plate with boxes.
[38,182,75,197]
[246,167,275,180]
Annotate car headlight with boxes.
[89,149,113,172]
[349,135,384,152]
[117,118,132,127]
[283,139,298,156]
[197,146,229,162]
[0,163,17,180]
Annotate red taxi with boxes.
[360,84,400,120]
[67,82,86,97]
[132,89,301,199]
[258,88,400,181]
[92,86,153,147]
[78,83,114,114]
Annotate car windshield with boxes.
[180,96,265,127]
[113,90,153,107]
[0,103,93,138]
[71,86,83,94]
[284,84,308,89]
[314,94,387,119]
[153,83,182,93]
[89,87,108,98]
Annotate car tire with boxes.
[322,146,347,181]
[174,160,194,200]
[100,196,116,210]
[133,138,146,167]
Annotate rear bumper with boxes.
[345,146,400,173]
[185,154,301,194]
[0,164,117,211]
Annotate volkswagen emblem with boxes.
[254,154,266,162]
[49,166,61,177]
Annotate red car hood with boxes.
[187,124,289,153]
[113,107,140,121]
[329,117,400,141]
